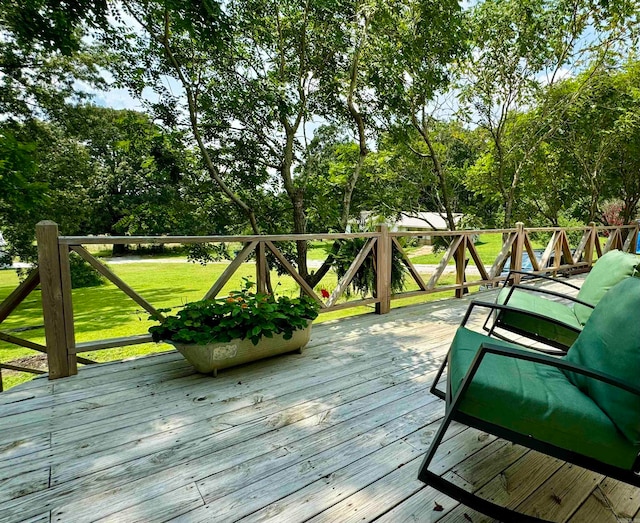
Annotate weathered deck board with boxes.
[1,276,638,523]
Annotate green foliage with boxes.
[2,0,640,258]
[63,105,211,237]
[69,253,106,289]
[363,123,481,224]
[332,237,407,298]
[0,129,46,215]
[1,0,109,55]
[459,0,640,227]
[186,243,231,265]
[0,0,105,123]
[542,63,640,224]
[148,278,320,346]
[0,105,232,264]
[0,120,94,264]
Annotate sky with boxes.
[90,86,145,110]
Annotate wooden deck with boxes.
[1,279,639,523]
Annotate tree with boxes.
[461,0,639,228]
[0,0,110,263]
[0,119,94,263]
[604,62,640,223]
[362,0,468,231]
[540,62,640,224]
[63,105,210,238]
[0,104,220,262]
[1,0,108,55]
[358,121,480,225]
[97,0,468,288]
[0,0,105,121]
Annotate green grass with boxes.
[0,262,347,390]
[406,232,546,265]
[91,241,335,262]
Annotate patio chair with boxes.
[491,249,639,349]
[418,277,640,522]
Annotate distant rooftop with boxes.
[359,211,463,231]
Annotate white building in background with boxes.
[357,211,464,245]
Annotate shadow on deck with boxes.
[0,277,638,523]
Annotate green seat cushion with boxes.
[573,250,639,325]
[496,287,582,347]
[449,327,639,469]
[563,277,640,444]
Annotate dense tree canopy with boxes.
[0,0,639,267]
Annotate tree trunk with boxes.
[112,243,127,256]
[292,189,309,281]
[411,113,457,231]
[340,153,365,230]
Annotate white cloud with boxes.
[89,87,145,110]
[539,67,573,86]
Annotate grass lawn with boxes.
[90,240,335,262]
[406,232,547,265]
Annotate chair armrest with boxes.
[464,343,640,398]
[461,300,578,354]
[502,284,595,310]
[502,270,581,291]
[462,300,582,334]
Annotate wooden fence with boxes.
[0,220,637,389]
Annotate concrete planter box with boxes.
[169,323,312,376]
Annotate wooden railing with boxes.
[0,220,637,388]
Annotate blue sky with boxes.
[90,87,145,110]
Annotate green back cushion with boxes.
[574,250,639,325]
[496,288,581,347]
[564,277,640,444]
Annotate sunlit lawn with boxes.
[91,240,336,262]
[406,232,547,265]
[0,258,479,390]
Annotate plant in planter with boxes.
[148,278,320,375]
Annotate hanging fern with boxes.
[332,237,407,298]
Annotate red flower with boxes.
[320,288,330,299]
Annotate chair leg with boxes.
[417,403,456,482]
[418,406,553,523]
[420,470,553,523]
[430,354,448,400]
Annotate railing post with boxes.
[622,222,639,254]
[36,221,75,379]
[512,222,525,285]
[585,222,597,267]
[58,243,77,375]
[256,241,267,294]
[375,225,391,314]
[454,235,467,298]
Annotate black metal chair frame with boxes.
[419,342,640,523]
[431,301,580,400]
[501,269,581,291]
[484,271,594,350]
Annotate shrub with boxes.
[69,253,106,288]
